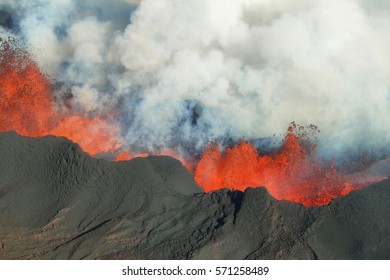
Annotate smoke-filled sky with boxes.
[1,0,390,159]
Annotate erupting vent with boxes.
[0,37,384,207]
[194,125,355,206]
[0,38,121,155]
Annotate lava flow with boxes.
[0,38,55,137]
[0,38,372,207]
[0,38,121,155]
[115,148,195,171]
[194,125,356,207]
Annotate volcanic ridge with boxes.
[0,131,389,260]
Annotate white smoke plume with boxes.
[1,0,390,158]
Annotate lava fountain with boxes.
[0,38,382,207]
[0,38,121,155]
[194,123,356,207]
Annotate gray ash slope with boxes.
[0,132,389,259]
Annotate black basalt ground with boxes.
[0,131,389,259]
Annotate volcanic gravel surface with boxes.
[0,131,389,259]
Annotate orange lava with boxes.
[194,127,355,207]
[0,38,121,155]
[114,148,194,171]
[0,38,373,207]
[160,148,195,171]
[115,151,135,161]
[114,151,149,161]
[0,39,55,136]
[50,116,122,155]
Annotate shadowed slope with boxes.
[0,132,389,259]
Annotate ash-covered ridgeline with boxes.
[0,132,389,260]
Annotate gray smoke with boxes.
[1,0,390,158]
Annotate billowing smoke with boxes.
[1,0,390,160]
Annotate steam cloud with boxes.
[1,0,390,159]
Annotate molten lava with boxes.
[0,38,121,155]
[0,38,55,137]
[114,151,149,161]
[194,126,355,207]
[0,38,376,207]
[114,148,194,171]
[50,116,121,155]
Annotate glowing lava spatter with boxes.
[194,125,355,207]
[0,38,373,207]
[50,115,122,155]
[0,38,55,137]
[0,38,121,155]
[114,151,149,161]
[114,148,195,171]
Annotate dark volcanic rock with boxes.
[0,132,389,259]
